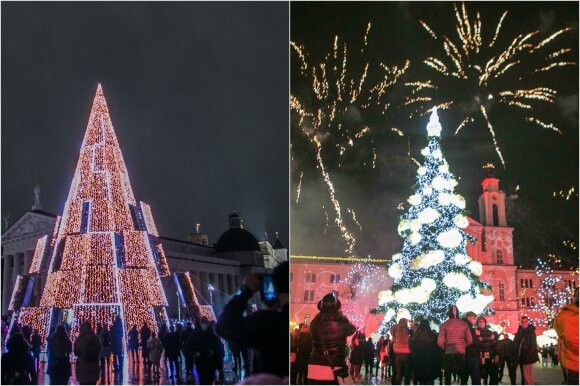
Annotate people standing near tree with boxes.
[128,325,140,363]
[476,316,499,385]
[1,333,38,385]
[110,316,124,373]
[349,335,363,381]
[74,321,102,385]
[374,336,383,378]
[165,324,181,379]
[554,287,579,385]
[541,345,549,366]
[363,337,375,378]
[305,293,356,385]
[147,332,163,378]
[379,335,391,380]
[513,316,538,385]
[186,316,222,385]
[140,322,152,372]
[47,325,72,385]
[181,321,195,378]
[158,323,169,370]
[496,333,517,385]
[45,326,56,375]
[295,323,313,384]
[549,343,558,366]
[30,329,42,370]
[460,311,481,385]
[410,319,441,385]
[216,261,290,379]
[392,318,412,385]
[437,305,473,385]
[98,324,112,373]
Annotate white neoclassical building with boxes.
[1,205,287,318]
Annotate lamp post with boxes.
[208,283,215,305]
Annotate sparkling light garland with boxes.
[11,85,172,350]
[375,109,492,333]
[29,236,48,274]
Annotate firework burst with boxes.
[291,24,412,255]
[411,2,576,168]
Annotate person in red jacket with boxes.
[437,305,473,385]
[554,287,579,385]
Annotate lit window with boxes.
[499,281,505,301]
[496,250,503,265]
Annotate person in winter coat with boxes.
[410,319,442,385]
[164,325,182,378]
[216,262,289,378]
[476,316,499,385]
[460,312,480,385]
[186,317,223,385]
[128,325,140,363]
[513,316,538,385]
[74,321,102,385]
[392,318,412,385]
[307,293,356,385]
[496,334,517,385]
[147,332,164,378]
[1,332,37,385]
[140,322,152,371]
[110,316,124,373]
[554,287,579,385]
[30,329,42,369]
[181,322,195,377]
[379,336,391,379]
[437,305,473,385]
[349,335,364,380]
[363,337,376,378]
[98,324,112,372]
[295,323,313,384]
[46,325,73,385]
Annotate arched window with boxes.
[499,281,505,301]
[496,250,504,264]
[492,204,499,226]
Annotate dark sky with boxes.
[291,2,578,267]
[2,2,289,247]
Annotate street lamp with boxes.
[208,283,215,304]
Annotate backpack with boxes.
[84,335,101,363]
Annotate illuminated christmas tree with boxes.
[530,257,572,328]
[374,108,493,332]
[9,85,171,345]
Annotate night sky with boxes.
[2,2,289,247]
[291,2,578,267]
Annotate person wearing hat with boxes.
[216,261,289,379]
[554,287,579,385]
[437,305,473,385]
[476,316,499,385]
[307,293,356,385]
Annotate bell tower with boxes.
[478,167,507,227]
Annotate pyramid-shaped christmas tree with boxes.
[375,108,494,332]
[10,85,171,344]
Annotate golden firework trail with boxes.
[296,171,304,203]
[291,25,412,255]
[412,2,575,168]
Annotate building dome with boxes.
[215,211,260,253]
[215,227,261,253]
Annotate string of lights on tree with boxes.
[373,108,493,333]
[529,257,573,328]
[11,85,171,345]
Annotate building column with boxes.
[12,253,23,283]
[3,255,14,313]
[199,272,207,303]
[24,250,34,275]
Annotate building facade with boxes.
[2,208,287,319]
[290,174,578,335]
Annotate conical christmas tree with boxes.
[10,85,171,345]
[375,108,493,332]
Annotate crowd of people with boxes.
[291,287,579,385]
[0,261,290,385]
